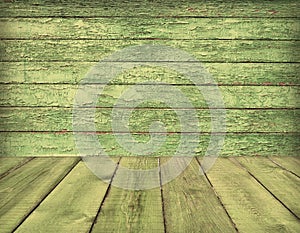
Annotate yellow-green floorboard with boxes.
[0,156,299,233]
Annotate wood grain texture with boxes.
[0,108,299,133]
[0,0,299,17]
[0,85,298,108]
[0,157,79,233]
[0,62,299,85]
[14,161,114,233]
[205,158,300,232]
[236,156,300,218]
[91,157,164,233]
[161,157,237,233]
[0,133,299,157]
[1,18,299,40]
[1,40,299,62]
[0,157,31,177]
[270,156,300,177]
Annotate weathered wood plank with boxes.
[14,161,115,233]
[0,133,299,157]
[91,157,164,233]
[0,157,31,177]
[205,158,300,232]
[270,156,300,177]
[0,85,298,108]
[1,18,299,40]
[1,62,299,85]
[1,40,299,62]
[161,157,236,232]
[0,0,299,17]
[0,157,79,233]
[235,156,300,218]
[0,108,299,133]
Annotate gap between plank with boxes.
[11,158,81,233]
[0,157,35,180]
[0,83,299,86]
[1,60,299,64]
[195,157,239,233]
[267,157,300,179]
[1,38,299,42]
[1,131,299,135]
[1,106,299,110]
[1,61,299,64]
[88,157,121,233]
[0,16,299,19]
[158,158,167,233]
[231,157,300,220]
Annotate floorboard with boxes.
[235,157,300,218]
[161,157,237,233]
[91,157,165,233]
[204,157,300,232]
[269,156,300,177]
[0,157,79,233]
[14,161,114,233]
[0,157,32,178]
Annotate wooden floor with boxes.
[0,156,299,233]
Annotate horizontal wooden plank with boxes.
[0,157,79,233]
[0,85,298,108]
[92,157,165,233]
[1,18,299,40]
[0,62,299,85]
[161,157,236,232]
[205,158,300,232]
[14,161,114,233]
[0,133,299,157]
[269,156,300,177]
[0,0,299,17]
[1,40,299,62]
[236,157,300,218]
[0,108,299,133]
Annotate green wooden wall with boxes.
[0,0,299,157]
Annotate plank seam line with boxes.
[0,157,34,180]
[158,158,167,233]
[88,157,121,233]
[1,60,300,64]
[195,157,240,233]
[11,158,81,233]
[1,61,300,64]
[1,38,300,42]
[1,131,299,135]
[1,106,299,110]
[231,157,300,220]
[267,157,300,179]
[1,83,299,87]
[0,16,299,19]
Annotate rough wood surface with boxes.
[1,18,299,40]
[14,161,114,233]
[0,85,298,108]
[270,156,300,177]
[0,108,298,133]
[1,62,299,85]
[0,133,299,157]
[0,157,79,233]
[0,0,298,158]
[1,40,299,62]
[91,157,165,233]
[0,157,31,177]
[236,156,300,218]
[0,0,299,17]
[161,157,237,233]
[205,158,300,232]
